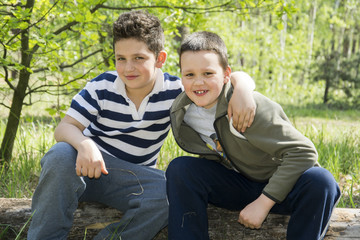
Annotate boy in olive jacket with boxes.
[166,31,341,240]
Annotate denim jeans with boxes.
[28,142,168,240]
[166,156,341,240]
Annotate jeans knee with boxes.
[166,157,194,181]
[41,142,77,174]
[303,167,340,200]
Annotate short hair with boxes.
[179,31,228,70]
[113,10,165,56]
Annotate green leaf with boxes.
[85,11,93,22]
[45,108,57,116]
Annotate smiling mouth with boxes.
[194,90,208,95]
[126,75,138,80]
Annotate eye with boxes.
[116,57,125,61]
[204,72,214,76]
[135,56,145,60]
[185,73,194,77]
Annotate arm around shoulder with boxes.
[229,71,256,133]
[230,71,256,91]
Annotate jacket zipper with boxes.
[170,114,220,159]
[213,114,243,173]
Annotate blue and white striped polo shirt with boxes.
[66,69,183,167]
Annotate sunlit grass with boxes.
[0,118,56,198]
[0,110,359,208]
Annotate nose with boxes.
[193,76,205,85]
[124,61,135,72]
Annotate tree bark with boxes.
[0,0,35,164]
[0,198,359,240]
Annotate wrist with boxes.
[77,137,94,151]
[258,194,276,210]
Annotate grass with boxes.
[0,117,56,198]
[1,109,359,208]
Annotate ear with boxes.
[155,51,167,68]
[224,66,231,83]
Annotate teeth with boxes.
[195,90,206,94]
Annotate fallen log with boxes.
[0,198,359,239]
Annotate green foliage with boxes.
[312,51,360,105]
[1,0,291,162]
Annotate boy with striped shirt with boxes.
[28,10,255,240]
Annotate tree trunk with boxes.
[279,1,287,83]
[306,0,317,77]
[324,77,330,103]
[0,0,34,164]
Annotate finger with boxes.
[76,165,82,176]
[81,167,88,177]
[101,160,108,175]
[237,114,246,133]
[247,110,255,127]
[232,113,240,130]
[87,168,94,178]
[237,213,244,225]
[94,167,102,179]
[240,113,249,133]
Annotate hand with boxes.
[228,89,256,133]
[238,194,275,229]
[75,138,108,178]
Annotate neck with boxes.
[126,80,155,110]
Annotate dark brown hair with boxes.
[113,10,164,56]
[180,31,228,70]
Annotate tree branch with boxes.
[0,40,16,90]
[0,102,10,109]
[0,10,14,16]
[6,0,60,50]
[92,2,232,13]
[1,66,16,91]
[94,1,278,14]
[32,49,102,73]
[26,61,104,96]
[30,2,105,58]
[52,2,106,36]
[53,21,79,35]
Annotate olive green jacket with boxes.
[170,82,319,203]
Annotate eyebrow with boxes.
[115,53,147,57]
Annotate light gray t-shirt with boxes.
[184,103,217,151]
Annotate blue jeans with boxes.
[28,142,168,240]
[166,156,341,240]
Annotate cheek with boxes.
[182,80,192,92]
[116,62,124,72]
[139,62,155,75]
